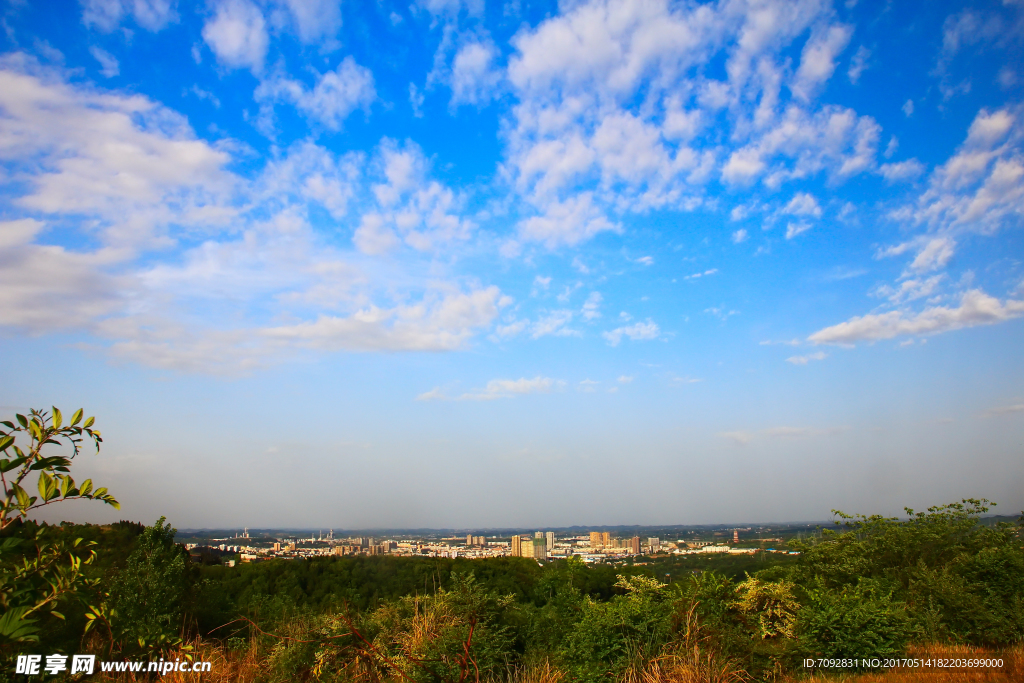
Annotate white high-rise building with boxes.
[545,531,555,550]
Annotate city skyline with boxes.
[1,0,1023,529]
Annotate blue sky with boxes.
[2,0,1023,529]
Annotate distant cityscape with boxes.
[183,526,799,566]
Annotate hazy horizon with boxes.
[3,0,1023,530]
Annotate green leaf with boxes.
[0,421,14,429]
[83,416,95,429]
[12,483,31,509]
[94,487,107,497]
[70,409,83,426]
[79,479,93,496]
[0,435,12,451]
[52,407,62,429]
[0,457,25,474]
[15,414,28,428]
[38,472,57,502]
[0,607,39,642]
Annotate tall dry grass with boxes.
[93,635,269,683]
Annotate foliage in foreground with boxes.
[1,405,1022,682]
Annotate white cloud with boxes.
[263,286,505,352]
[782,192,822,217]
[897,107,1024,235]
[884,136,898,159]
[495,319,528,338]
[0,234,127,332]
[416,387,447,401]
[502,0,877,249]
[531,310,576,338]
[277,0,343,43]
[449,40,502,108]
[685,268,718,280]
[457,376,560,400]
[635,255,654,266]
[731,228,748,244]
[847,45,870,84]
[809,289,1024,345]
[792,24,852,102]
[902,99,914,117]
[256,57,376,131]
[89,46,120,77]
[719,430,753,445]
[786,351,826,365]
[909,237,955,271]
[517,193,620,248]
[879,159,925,183]
[720,425,845,444]
[572,257,591,274]
[81,0,178,32]
[617,375,633,383]
[202,0,269,72]
[983,403,1024,417]
[0,56,235,247]
[352,140,474,254]
[785,221,811,239]
[602,320,659,346]
[874,275,945,304]
[721,104,881,187]
[581,291,602,320]
[0,60,515,374]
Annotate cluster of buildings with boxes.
[185,527,793,564]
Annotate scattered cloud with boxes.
[982,403,1024,417]
[719,430,753,445]
[617,375,633,383]
[704,307,738,320]
[685,269,718,280]
[202,0,269,73]
[82,0,178,32]
[720,425,847,444]
[449,39,502,108]
[731,229,748,244]
[531,310,577,338]
[874,275,945,304]
[785,222,812,239]
[262,286,506,352]
[809,289,1024,345]
[847,45,870,84]
[879,159,925,183]
[88,46,119,77]
[353,139,474,255]
[603,320,659,346]
[581,291,602,320]
[786,351,827,365]
[461,376,560,400]
[416,387,447,401]
[255,58,376,132]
